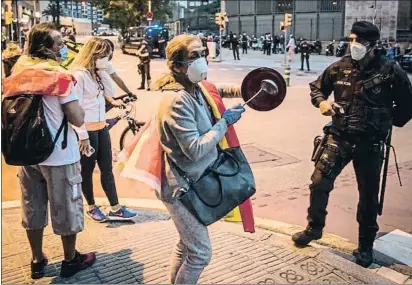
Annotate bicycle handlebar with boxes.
[113,93,138,101]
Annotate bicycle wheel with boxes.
[119,122,145,150]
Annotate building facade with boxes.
[344,1,398,41]
[40,0,104,30]
[183,0,219,34]
[226,0,344,40]
[225,0,411,41]
[1,0,41,41]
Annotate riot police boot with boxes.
[352,247,374,268]
[137,85,145,90]
[147,80,151,91]
[292,227,322,246]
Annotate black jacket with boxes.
[310,54,412,137]
[299,41,311,54]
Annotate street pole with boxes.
[219,26,222,61]
[284,27,287,66]
[148,0,152,26]
[90,0,93,35]
[283,26,290,87]
[220,0,225,61]
[221,0,226,35]
[373,0,377,25]
[14,0,20,45]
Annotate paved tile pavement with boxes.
[1,207,395,284]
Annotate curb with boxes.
[2,198,356,253]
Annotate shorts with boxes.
[18,162,84,236]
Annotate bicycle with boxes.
[105,94,146,150]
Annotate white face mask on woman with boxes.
[96,56,109,70]
[186,57,208,83]
[350,42,368,61]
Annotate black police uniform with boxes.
[299,40,311,71]
[231,37,240,60]
[137,44,151,91]
[295,55,412,266]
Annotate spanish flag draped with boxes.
[117,80,255,233]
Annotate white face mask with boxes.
[96,57,109,70]
[186,57,208,83]
[350,42,367,61]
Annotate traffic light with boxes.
[221,12,227,29]
[284,13,292,26]
[5,11,13,25]
[215,12,223,26]
[280,21,285,31]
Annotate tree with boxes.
[94,0,172,35]
[42,0,62,25]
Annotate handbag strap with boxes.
[208,149,240,177]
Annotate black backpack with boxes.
[1,94,68,166]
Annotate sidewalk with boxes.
[2,205,408,284]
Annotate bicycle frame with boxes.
[106,100,138,133]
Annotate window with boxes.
[320,0,343,12]
[256,0,271,15]
[275,0,293,13]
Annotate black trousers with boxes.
[242,42,248,54]
[138,62,151,88]
[80,127,119,207]
[266,43,271,55]
[233,47,240,60]
[308,134,383,248]
[301,53,310,70]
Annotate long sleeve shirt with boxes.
[156,87,230,201]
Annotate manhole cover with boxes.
[242,145,280,164]
[241,143,301,168]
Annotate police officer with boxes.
[231,34,240,60]
[265,33,272,56]
[299,38,311,71]
[241,32,250,54]
[137,40,151,91]
[292,21,412,267]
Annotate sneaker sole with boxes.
[107,215,137,221]
[86,213,108,223]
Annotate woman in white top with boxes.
[70,37,137,222]
[286,34,296,63]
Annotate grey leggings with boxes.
[164,200,212,284]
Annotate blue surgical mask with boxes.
[59,45,68,61]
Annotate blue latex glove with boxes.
[222,104,245,126]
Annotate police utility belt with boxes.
[311,72,393,164]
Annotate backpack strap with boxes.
[380,58,396,83]
[53,115,68,149]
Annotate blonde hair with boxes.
[153,34,199,90]
[69,37,110,79]
[2,43,22,59]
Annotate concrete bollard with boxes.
[284,65,291,87]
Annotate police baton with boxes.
[378,127,402,216]
[378,128,392,216]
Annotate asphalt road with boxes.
[2,45,412,243]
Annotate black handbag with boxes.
[171,147,256,226]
